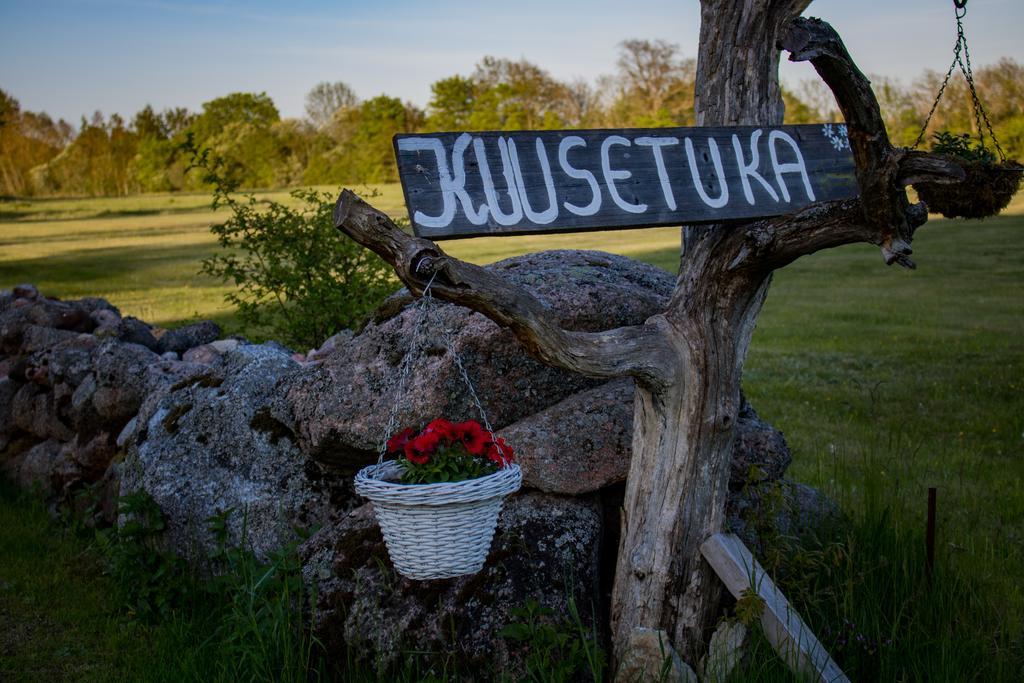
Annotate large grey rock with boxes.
[9,382,74,441]
[301,491,604,675]
[182,339,241,365]
[118,316,159,351]
[0,294,116,355]
[69,430,117,480]
[501,380,791,496]
[502,378,634,495]
[45,333,100,388]
[20,325,80,355]
[286,250,675,468]
[121,344,342,561]
[0,377,18,437]
[729,399,791,489]
[12,284,38,300]
[698,621,748,683]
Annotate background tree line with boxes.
[2,40,1022,197]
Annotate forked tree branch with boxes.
[772,16,964,269]
[334,190,677,390]
[727,199,874,271]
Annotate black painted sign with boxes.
[394,124,857,240]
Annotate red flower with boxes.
[424,418,456,442]
[485,437,514,467]
[405,449,430,466]
[386,427,415,454]
[454,420,489,455]
[404,430,441,465]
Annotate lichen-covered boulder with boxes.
[0,377,19,437]
[91,340,162,422]
[286,250,675,469]
[728,399,792,489]
[44,333,100,389]
[301,492,604,675]
[121,343,345,561]
[501,380,792,495]
[118,316,160,351]
[501,378,634,495]
[9,382,75,441]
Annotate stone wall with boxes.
[0,251,837,672]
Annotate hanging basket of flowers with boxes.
[353,274,522,580]
[912,133,1023,219]
[354,419,521,580]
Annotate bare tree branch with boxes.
[779,16,931,268]
[896,151,967,186]
[726,199,875,271]
[334,189,677,390]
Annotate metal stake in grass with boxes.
[926,487,937,582]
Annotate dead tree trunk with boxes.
[610,1,811,662]
[333,0,965,674]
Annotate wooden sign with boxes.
[394,124,857,240]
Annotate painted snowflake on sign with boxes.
[822,123,850,151]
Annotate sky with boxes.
[1,0,1022,125]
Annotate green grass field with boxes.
[2,188,1023,679]
[0,185,686,331]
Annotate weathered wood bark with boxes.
[334,1,966,675]
[606,2,816,667]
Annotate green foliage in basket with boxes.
[930,131,998,164]
[386,418,515,485]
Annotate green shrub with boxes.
[188,138,395,350]
[500,598,605,682]
[95,490,197,622]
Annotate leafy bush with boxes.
[95,490,196,621]
[500,598,605,682]
[188,138,395,350]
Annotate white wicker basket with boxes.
[354,460,522,580]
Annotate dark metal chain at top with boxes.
[377,267,508,463]
[913,0,1005,161]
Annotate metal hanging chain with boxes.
[423,282,510,459]
[439,323,507,454]
[378,270,508,461]
[376,272,437,464]
[913,0,1006,161]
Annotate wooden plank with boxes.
[700,532,850,683]
[394,123,857,240]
